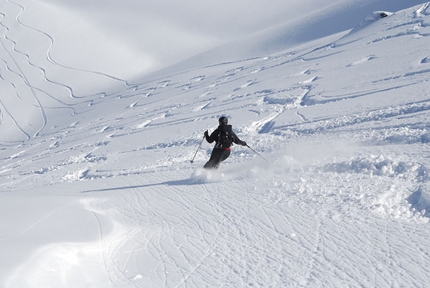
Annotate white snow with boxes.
[1,0,430,287]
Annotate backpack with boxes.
[216,124,233,148]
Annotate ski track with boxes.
[81,161,430,287]
[1,2,430,287]
[0,0,132,146]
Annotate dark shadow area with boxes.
[82,178,202,193]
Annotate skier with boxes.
[203,116,247,169]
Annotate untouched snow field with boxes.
[1,0,430,287]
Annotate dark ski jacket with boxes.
[205,124,246,149]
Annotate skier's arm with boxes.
[231,131,247,146]
[205,129,219,143]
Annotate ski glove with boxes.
[204,130,209,137]
[241,141,247,146]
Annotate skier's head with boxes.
[218,116,228,126]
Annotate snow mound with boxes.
[408,186,430,218]
[363,11,393,23]
[323,155,419,178]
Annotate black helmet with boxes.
[218,116,228,125]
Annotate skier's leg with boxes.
[204,149,230,169]
[204,149,223,169]
[204,160,217,169]
[219,150,231,163]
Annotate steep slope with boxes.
[0,0,426,144]
[167,0,427,70]
[1,2,430,287]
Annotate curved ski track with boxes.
[0,0,130,145]
[1,2,430,287]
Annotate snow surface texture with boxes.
[1,0,430,287]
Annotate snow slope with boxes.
[1,0,430,287]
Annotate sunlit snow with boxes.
[1,0,430,287]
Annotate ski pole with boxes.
[246,144,268,162]
[190,135,205,163]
